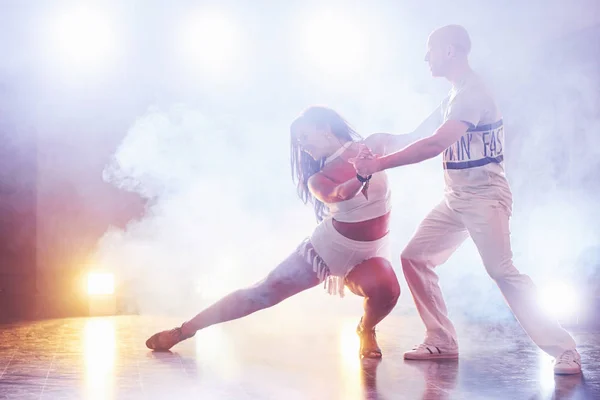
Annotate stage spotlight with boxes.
[84,319,115,397]
[87,272,116,316]
[45,5,117,73]
[299,10,368,79]
[87,272,115,295]
[176,10,244,81]
[538,281,579,321]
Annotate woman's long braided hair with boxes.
[290,106,362,221]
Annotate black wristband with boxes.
[356,173,372,183]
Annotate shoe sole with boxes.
[360,351,383,359]
[554,369,582,375]
[404,352,459,360]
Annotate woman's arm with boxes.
[307,173,366,203]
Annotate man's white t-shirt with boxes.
[441,71,512,206]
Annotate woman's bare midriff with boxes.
[332,212,390,242]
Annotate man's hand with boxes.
[349,144,381,177]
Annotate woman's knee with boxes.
[378,276,401,306]
[379,260,401,301]
[349,257,401,302]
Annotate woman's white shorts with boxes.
[296,217,391,297]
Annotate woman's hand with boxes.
[351,144,377,199]
[349,144,380,176]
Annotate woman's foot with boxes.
[356,319,382,359]
[145,327,194,351]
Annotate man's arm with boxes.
[369,104,443,155]
[351,119,471,177]
[378,120,470,170]
[352,88,484,176]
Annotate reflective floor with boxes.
[0,313,597,399]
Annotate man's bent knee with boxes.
[401,252,423,271]
[485,259,518,282]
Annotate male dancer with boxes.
[351,25,581,375]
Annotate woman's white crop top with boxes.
[322,142,392,223]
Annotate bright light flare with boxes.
[176,10,244,81]
[87,272,115,295]
[84,319,115,400]
[299,10,368,78]
[45,5,117,72]
[339,319,361,369]
[338,319,362,400]
[538,281,579,320]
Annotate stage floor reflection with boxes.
[0,314,597,399]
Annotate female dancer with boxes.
[146,106,405,358]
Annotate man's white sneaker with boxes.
[553,349,582,375]
[404,343,459,360]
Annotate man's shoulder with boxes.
[362,134,387,154]
[451,73,495,108]
[464,72,494,96]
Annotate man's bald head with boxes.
[425,25,472,78]
[428,24,471,55]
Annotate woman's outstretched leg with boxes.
[345,257,401,358]
[146,251,320,351]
